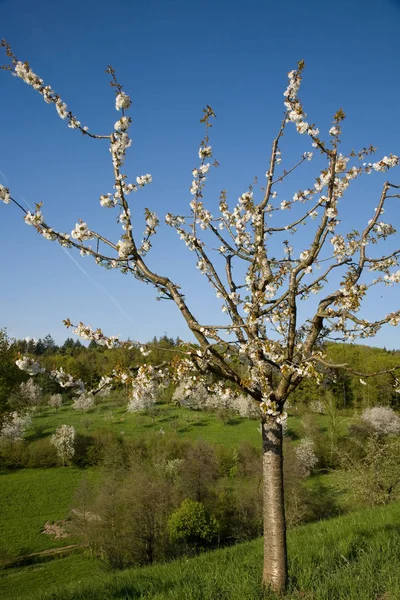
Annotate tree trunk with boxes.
[261,415,288,591]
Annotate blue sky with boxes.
[1,0,400,347]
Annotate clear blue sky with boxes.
[1,0,400,347]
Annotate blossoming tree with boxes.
[50,424,75,465]
[2,40,400,591]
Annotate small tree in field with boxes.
[50,424,75,465]
[48,393,63,412]
[72,392,95,413]
[0,411,31,442]
[18,378,42,407]
[2,41,400,591]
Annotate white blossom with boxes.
[0,184,11,204]
[199,146,212,159]
[71,222,93,241]
[310,400,325,414]
[372,155,398,172]
[24,210,44,226]
[329,126,340,136]
[127,365,167,412]
[136,174,152,186]
[117,238,134,259]
[15,356,45,376]
[115,92,132,111]
[114,116,131,131]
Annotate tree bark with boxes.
[261,415,288,591]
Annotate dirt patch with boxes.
[41,520,70,539]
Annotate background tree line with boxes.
[2,328,399,418]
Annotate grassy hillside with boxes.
[0,468,94,558]
[1,501,399,600]
[25,392,348,451]
[26,398,266,447]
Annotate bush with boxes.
[338,434,400,507]
[0,439,27,469]
[27,437,58,467]
[168,498,218,552]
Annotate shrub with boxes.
[27,437,58,468]
[0,438,27,468]
[167,498,218,552]
[338,435,400,507]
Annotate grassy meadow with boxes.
[1,502,399,600]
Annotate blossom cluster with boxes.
[127,364,169,412]
[72,322,120,348]
[260,394,287,425]
[0,184,11,204]
[15,356,45,376]
[71,221,94,242]
[284,66,320,138]
[15,356,85,391]
[139,209,159,255]
[10,56,89,132]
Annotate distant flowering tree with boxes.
[48,393,63,412]
[174,381,259,418]
[295,437,318,477]
[0,411,31,442]
[310,399,326,414]
[361,406,400,436]
[50,424,75,465]
[19,378,42,407]
[2,40,400,591]
[72,392,95,413]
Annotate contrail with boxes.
[0,169,10,184]
[17,194,138,334]
[59,245,138,330]
[19,195,34,211]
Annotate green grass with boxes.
[1,502,399,600]
[0,554,102,600]
[28,397,348,450]
[0,468,92,558]
[28,400,265,448]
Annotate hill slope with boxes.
[1,501,399,600]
